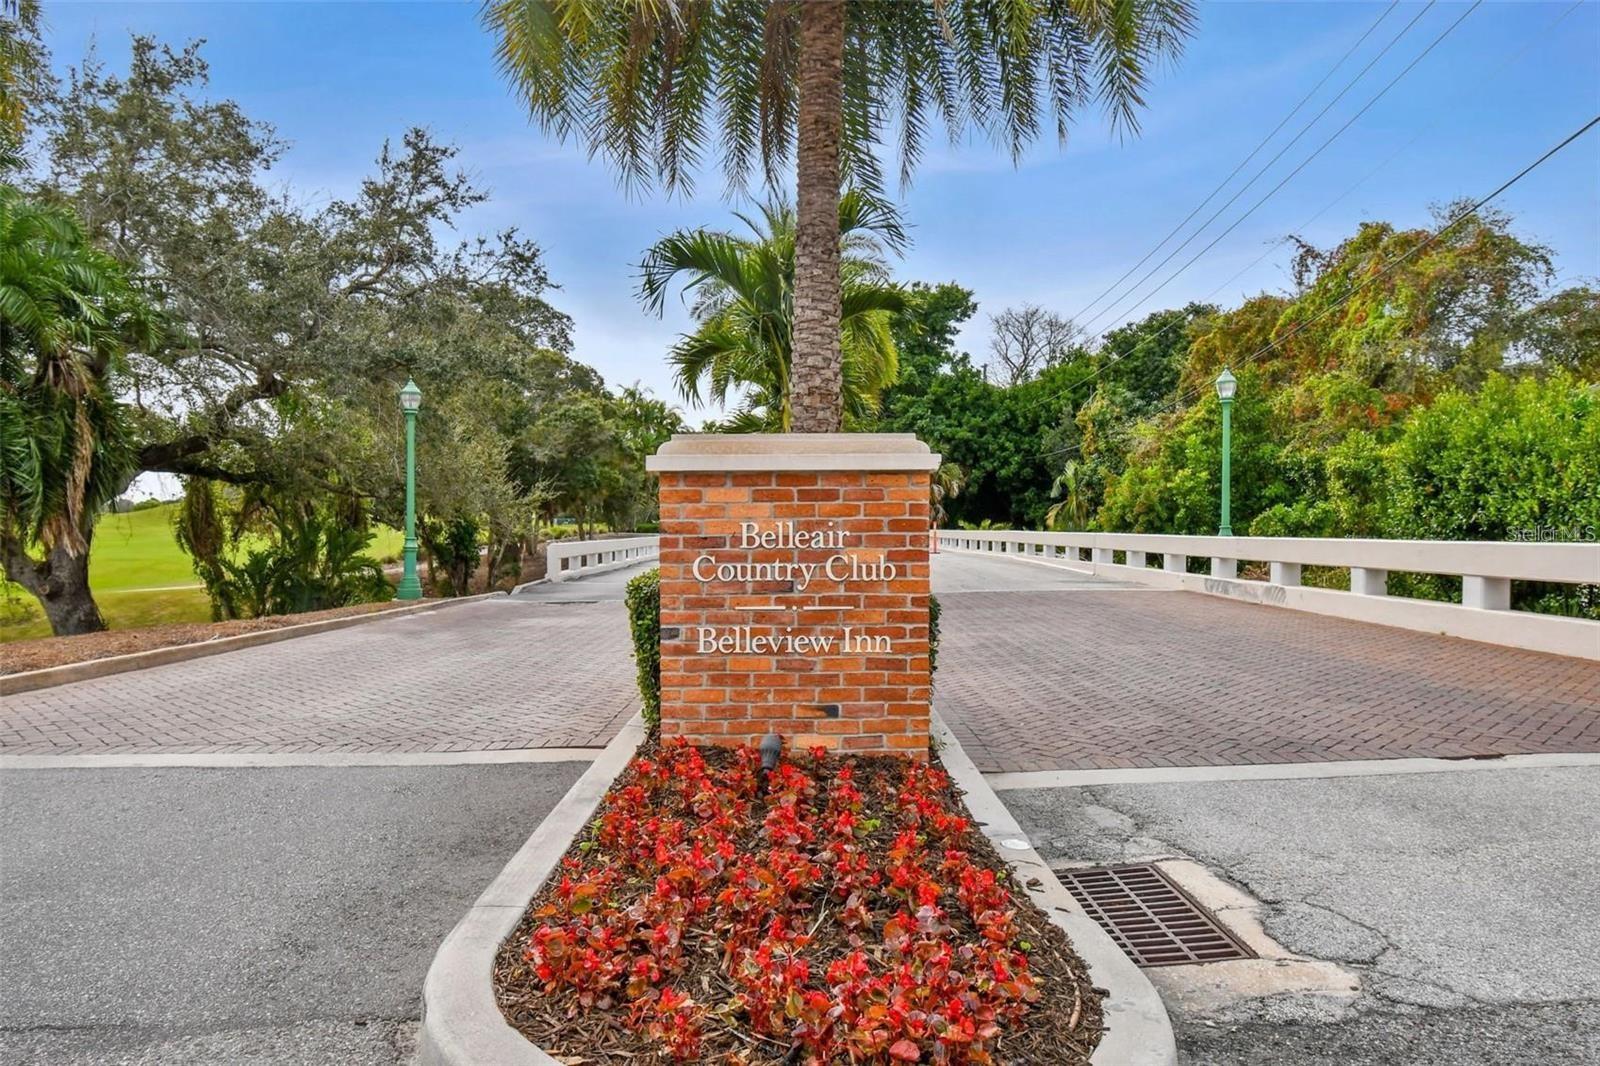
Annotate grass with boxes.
[1,502,404,643]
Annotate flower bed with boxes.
[495,740,1103,1064]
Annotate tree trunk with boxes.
[3,541,108,636]
[790,0,846,434]
[449,555,472,598]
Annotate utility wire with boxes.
[1031,112,1600,465]
[1082,0,1481,338]
[1067,0,1401,325]
[1072,0,1437,335]
[1014,0,1583,422]
[1017,0,1491,422]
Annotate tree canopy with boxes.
[486,0,1196,431]
[485,0,1197,196]
[5,33,682,634]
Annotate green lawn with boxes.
[1,503,404,643]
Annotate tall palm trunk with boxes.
[790,0,845,433]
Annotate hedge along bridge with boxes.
[548,527,1600,775]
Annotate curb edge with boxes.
[415,711,647,1066]
[1,593,507,696]
[933,710,1178,1066]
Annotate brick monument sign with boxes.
[646,434,939,757]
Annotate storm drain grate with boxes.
[1056,863,1254,967]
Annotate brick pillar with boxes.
[646,434,938,758]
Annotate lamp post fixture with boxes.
[397,378,424,600]
[1215,368,1237,537]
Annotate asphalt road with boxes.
[1007,766,1600,1065]
[0,762,586,1065]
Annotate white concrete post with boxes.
[1463,575,1511,610]
[1270,561,1302,586]
[1211,557,1238,579]
[1164,553,1187,573]
[1093,547,1115,565]
[1350,567,1388,596]
[1127,551,1147,569]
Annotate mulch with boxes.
[0,600,419,675]
[495,742,1105,1064]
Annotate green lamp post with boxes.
[397,378,424,600]
[1215,368,1237,537]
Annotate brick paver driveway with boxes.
[8,553,1597,769]
[932,552,1600,774]
[0,592,639,755]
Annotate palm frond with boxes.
[640,191,905,431]
[486,0,1196,194]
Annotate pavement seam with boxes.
[986,753,1600,790]
[0,749,605,770]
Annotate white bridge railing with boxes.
[939,530,1600,661]
[545,535,660,582]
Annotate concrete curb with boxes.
[986,752,1600,791]
[0,593,505,696]
[933,711,1178,1066]
[415,712,647,1066]
[414,713,1173,1065]
[0,748,605,771]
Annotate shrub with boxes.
[539,523,582,540]
[175,483,393,620]
[0,586,41,626]
[625,568,661,728]
[540,522,614,541]
[1384,372,1599,615]
[928,593,941,676]
[503,743,1095,1063]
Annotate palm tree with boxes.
[1045,459,1091,531]
[639,190,905,430]
[486,0,1196,432]
[930,460,963,527]
[0,185,157,634]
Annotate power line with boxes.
[1083,0,1482,338]
[1031,111,1600,465]
[1017,0,1580,419]
[1071,1,1438,337]
[1011,0,1487,421]
[1067,0,1402,325]
[1145,111,1599,418]
[1014,0,1584,422]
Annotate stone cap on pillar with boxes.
[646,433,941,473]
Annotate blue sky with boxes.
[40,1,1600,419]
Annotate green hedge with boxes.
[625,568,943,730]
[625,568,662,728]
